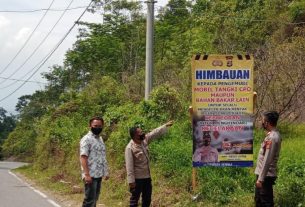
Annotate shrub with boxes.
[2,123,37,160]
[141,84,185,122]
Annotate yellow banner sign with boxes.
[191,54,254,167]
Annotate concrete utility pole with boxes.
[145,0,155,100]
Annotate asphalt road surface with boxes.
[0,161,61,207]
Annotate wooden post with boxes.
[189,106,197,191]
[253,92,257,113]
[192,167,197,191]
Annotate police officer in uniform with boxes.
[255,111,281,207]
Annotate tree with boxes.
[255,27,305,121]
[0,107,16,159]
[63,0,146,93]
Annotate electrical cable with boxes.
[0,0,56,76]
[0,0,93,103]
[0,6,88,13]
[0,76,47,84]
[0,0,75,86]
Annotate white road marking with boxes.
[47,199,62,207]
[8,171,23,182]
[8,170,62,207]
[33,189,48,198]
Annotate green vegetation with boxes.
[2,0,305,206]
[13,123,305,206]
[0,107,16,159]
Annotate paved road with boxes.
[0,161,61,207]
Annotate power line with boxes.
[0,0,75,87]
[0,0,94,103]
[0,6,88,13]
[0,76,47,84]
[0,0,56,76]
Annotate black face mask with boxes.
[91,127,103,135]
[139,133,145,140]
[203,140,210,146]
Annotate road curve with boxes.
[0,161,62,207]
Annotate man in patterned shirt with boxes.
[255,111,281,207]
[80,116,109,207]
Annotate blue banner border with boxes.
[193,161,253,167]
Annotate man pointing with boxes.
[125,121,173,207]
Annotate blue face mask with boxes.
[91,127,103,135]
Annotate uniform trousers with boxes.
[130,178,152,207]
[255,176,276,207]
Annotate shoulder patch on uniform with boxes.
[265,140,272,149]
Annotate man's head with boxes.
[89,116,104,135]
[262,111,279,130]
[129,126,145,142]
[202,131,211,146]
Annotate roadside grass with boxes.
[275,124,305,207]
[14,165,72,193]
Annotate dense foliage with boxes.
[0,107,16,159]
[2,0,305,206]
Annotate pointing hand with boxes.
[165,120,174,127]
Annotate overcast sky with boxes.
[0,0,168,114]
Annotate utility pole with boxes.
[145,0,155,100]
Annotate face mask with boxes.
[139,133,145,140]
[202,131,211,146]
[91,127,103,135]
[203,139,210,146]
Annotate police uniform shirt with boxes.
[255,130,281,182]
